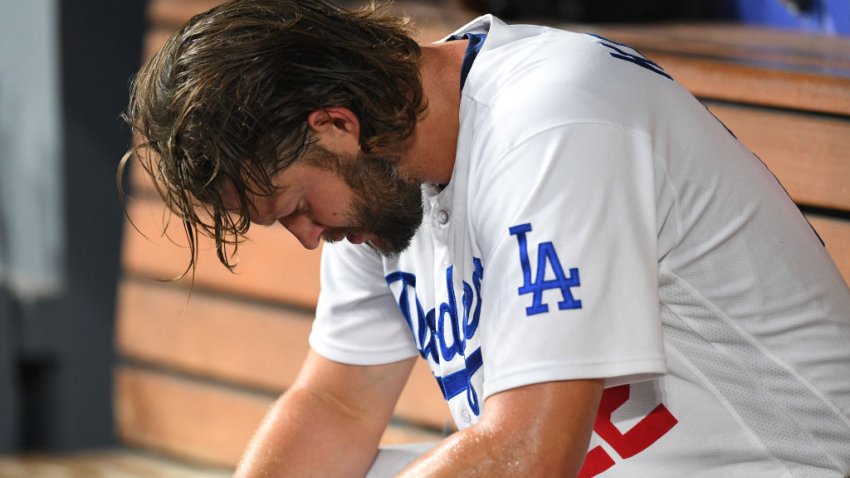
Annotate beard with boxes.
[308,145,424,258]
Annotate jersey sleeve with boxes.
[309,241,419,365]
[471,122,667,399]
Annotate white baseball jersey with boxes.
[309,15,850,477]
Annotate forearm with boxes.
[235,386,383,478]
[234,351,416,478]
[398,427,540,477]
[396,424,585,477]
[397,379,603,478]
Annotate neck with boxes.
[399,40,467,186]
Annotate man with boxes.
[120,0,850,476]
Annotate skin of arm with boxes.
[397,378,604,478]
[234,349,416,478]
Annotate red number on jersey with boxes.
[578,384,678,477]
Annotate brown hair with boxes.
[118,0,423,274]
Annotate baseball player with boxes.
[121,0,850,476]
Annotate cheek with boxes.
[310,184,356,224]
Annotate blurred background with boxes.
[1,0,848,476]
[1,0,146,465]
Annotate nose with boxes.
[278,215,325,249]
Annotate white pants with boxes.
[365,442,436,478]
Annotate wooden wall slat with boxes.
[578,24,850,115]
[143,28,175,62]
[147,0,224,28]
[116,279,452,428]
[115,367,269,467]
[116,279,312,391]
[649,52,850,115]
[580,26,850,73]
[141,18,463,65]
[121,197,321,308]
[592,23,850,57]
[115,367,442,468]
[144,0,475,39]
[0,452,231,478]
[399,360,454,429]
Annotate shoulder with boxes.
[462,18,696,144]
[460,35,637,155]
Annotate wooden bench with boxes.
[115,0,850,469]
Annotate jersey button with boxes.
[461,409,471,424]
[436,209,450,225]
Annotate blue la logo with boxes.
[509,223,582,316]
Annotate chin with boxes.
[368,231,418,259]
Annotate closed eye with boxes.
[274,200,309,225]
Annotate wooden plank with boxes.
[648,51,850,115]
[121,196,321,309]
[115,367,269,467]
[400,359,454,429]
[116,279,312,391]
[142,12,465,63]
[115,367,442,468]
[143,28,174,62]
[592,23,850,58]
[579,24,850,74]
[116,279,452,428]
[146,0,475,39]
[707,102,850,211]
[809,215,850,286]
[126,153,160,198]
[0,451,230,478]
[148,0,225,28]
[574,23,850,115]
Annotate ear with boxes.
[307,106,361,142]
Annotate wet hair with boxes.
[118,0,423,274]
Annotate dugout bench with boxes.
[114,0,850,469]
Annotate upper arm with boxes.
[470,124,667,397]
[480,378,604,473]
